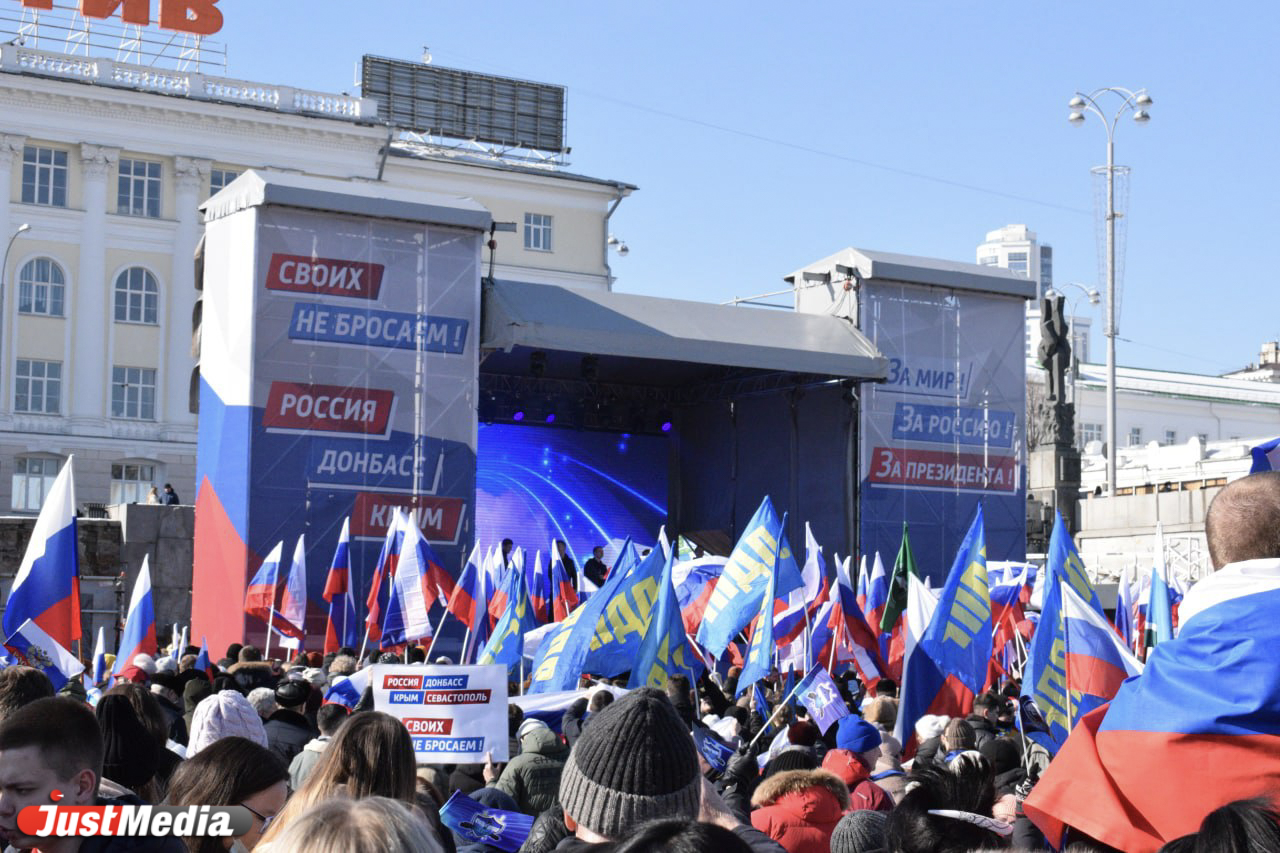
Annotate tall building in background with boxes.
[977,224,1091,363]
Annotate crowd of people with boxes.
[5,472,1280,851]
[0,643,1273,853]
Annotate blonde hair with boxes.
[263,796,442,853]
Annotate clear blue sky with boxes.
[214,2,1277,376]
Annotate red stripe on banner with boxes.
[867,446,1018,493]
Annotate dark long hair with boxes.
[165,736,287,853]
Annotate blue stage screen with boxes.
[476,424,668,563]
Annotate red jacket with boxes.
[821,748,895,812]
[750,768,850,853]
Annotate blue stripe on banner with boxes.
[3,523,78,640]
[1101,586,1280,737]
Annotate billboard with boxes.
[194,175,488,652]
[859,281,1027,582]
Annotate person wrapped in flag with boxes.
[1024,471,1280,852]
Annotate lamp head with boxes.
[1087,289,1101,304]
[1068,96,1086,109]
[1134,92,1153,107]
[1068,111,1086,125]
[15,223,30,235]
[1132,109,1151,123]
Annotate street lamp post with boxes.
[1067,87,1152,495]
[1,223,32,403]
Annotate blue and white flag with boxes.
[696,497,803,656]
[439,790,534,853]
[323,666,371,710]
[91,626,107,686]
[1145,524,1174,650]
[795,664,851,734]
[4,618,84,690]
[693,725,737,773]
[1249,437,1280,473]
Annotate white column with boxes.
[0,135,26,423]
[166,156,209,425]
[71,143,118,430]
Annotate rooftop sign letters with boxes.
[19,0,223,36]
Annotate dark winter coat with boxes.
[750,768,851,853]
[492,725,568,815]
[820,749,894,812]
[263,708,316,766]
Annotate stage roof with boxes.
[481,279,888,382]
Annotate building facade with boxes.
[0,44,632,514]
[977,223,1092,363]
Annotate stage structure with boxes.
[193,173,891,652]
[789,249,1036,580]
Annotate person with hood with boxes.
[820,718,894,812]
[95,694,162,801]
[181,677,212,735]
[264,679,317,766]
[870,732,908,805]
[491,718,569,815]
[289,701,348,789]
[750,767,851,853]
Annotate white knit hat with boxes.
[132,653,158,675]
[187,690,269,756]
[154,655,177,674]
[915,714,951,743]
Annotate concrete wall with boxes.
[1075,485,1219,587]
[107,504,194,637]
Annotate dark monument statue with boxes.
[1036,295,1075,447]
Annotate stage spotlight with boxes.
[545,412,556,424]
[658,409,673,433]
[530,350,547,378]
[513,404,526,421]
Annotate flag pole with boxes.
[747,676,803,750]
[459,626,472,665]
[358,623,372,664]
[424,607,449,660]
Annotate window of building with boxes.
[978,255,998,266]
[114,267,159,324]
[1006,251,1029,277]
[17,258,66,317]
[209,168,240,194]
[1164,429,1177,446]
[111,366,157,420]
[1080,422,1103,447]
[1128,427,1143,447]
[14,359,61,415]
[117,158,162,218]
[1039,246,1053,290]
[110,462,156,505]
[21,146,68,207]
[523,213,553,252]
[11,456,60,511]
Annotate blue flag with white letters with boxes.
[918,506,992,695]
[696,497,803,656]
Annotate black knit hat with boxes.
[559,687,701,839]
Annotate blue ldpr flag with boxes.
[529,537,650,691]
[696,497,804,656]
[439,790,534,853]
[693,726,736,773]
[478,559,537,670]
[918,506,992,695]
[736,517,787,697]
[629,546,700,689]
[795,664,851,734]
[1022,511,1104,749]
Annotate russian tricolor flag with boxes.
[1024,566,1280,851]
[365,509,408,647]
[244,541,284,625]
[380,518,440,647]
[529,551,549,624]
[448,543,490,664]
[550,549,579,622]
[91,625,107,686]
[674,555,724,637]
[1061,582,1143,720]
[3,455,81,650]
[323,518,359,654]
[775,523,823,646]
[1114,561,1135,648]
[274,535,308,642]
[113,556,157,675]
[194,636,214,678]
[4,618,84,691]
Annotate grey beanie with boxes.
[831,809,889,853]
[558,687,701,839]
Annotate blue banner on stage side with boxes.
[289,302,470,353]
[891,402,1015,448]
